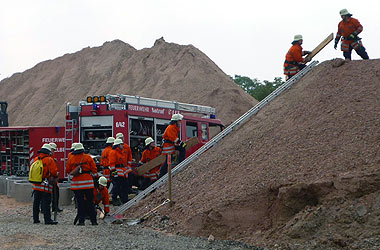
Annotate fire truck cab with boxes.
[65,94,223,178]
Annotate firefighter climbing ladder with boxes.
[109,60,319,221]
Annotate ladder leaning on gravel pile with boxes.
[106,60,319,222]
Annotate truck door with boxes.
[129,116,154,163]
[80,116,113,156]
[154,118,170,147]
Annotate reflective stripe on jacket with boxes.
[283,43,306,77]
[66,153,97,190]
[31,153,57,194]
[109,147,127,177]
[336,17,364,52]
[162,124,180,155]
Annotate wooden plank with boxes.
[306,33,334,61]
[136,154,166,175]
[184,136,200,150]
[135,137,200,175]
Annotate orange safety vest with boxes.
[66,153,97,190]
[101,146,112,182]
[94,186,110,213]
[336,17,364,52]
[122,143,133,175]
[109,147,127,177]
[32,153,58,194]
[162,124,180,155]
[284,43,307,77]
[139,147,162,181]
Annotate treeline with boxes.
[232,75,285,101]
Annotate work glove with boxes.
[179,141,187,148]
[111,171,118,177]
[303,51,311,55]
[334,39,339,50]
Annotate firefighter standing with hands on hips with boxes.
[66,143,98,226]
[32,143,58,225]
[159,114,186,178]
[334,8,369,61]
[138,137,162,189]
[283,34,311,80]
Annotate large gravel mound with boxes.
[0,38,257,126]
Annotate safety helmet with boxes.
[70,143,77,150]
[171,113,183,121]
[106,137,115,144]
[116,133,124,139]
[145,137,154,146]
[49,142,57,150]
[113,138,123,146]
[74,143,84,151]
[339,9,350,16]
[98,176,107,187]
[293,34,303,42]
[41,143,52,152]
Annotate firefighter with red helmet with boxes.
[334,9,369,60]
[109,138,128,205]
[101,137,115,187]
[66,143,98,226]
[283,35,311,80]
[32,143,58,225]
[159,113,186,178]
[138,137,162,189]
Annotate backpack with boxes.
[29,157,46,184]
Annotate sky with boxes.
[0,0,378,82]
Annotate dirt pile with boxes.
[128,58,380,248]
[0,38,256,126]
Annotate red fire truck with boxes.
[0,94,224,180]
[0,126,65,177]
[64,94,224,178]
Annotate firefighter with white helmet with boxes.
[100,137,115,187]
[159,113,186,178]
[334,8,369,60]
[93,176,110,216]
[116,132,135,194]
[283,34,311,80]
[137,137,163,189]
[48,142,63,212]
[108,138,128,205]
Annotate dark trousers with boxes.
[159,146,186,178]
[33,190,52,223]
[51,184,60,211]
[73,189,97,224]
[112,177,129,203]
[343,45,369,60]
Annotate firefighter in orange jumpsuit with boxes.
[159,113,186,178]
[49,142,63,213]
[138,137,162,189]
[334,9,369,61]
[101,137,115,187]
[109,138,128,205]
[66,143,98,226]
[116,133,134,193]
[94,176,110,216]
[32,144,58,224]
[283,34,311,80]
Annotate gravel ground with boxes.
[0,195,260,250]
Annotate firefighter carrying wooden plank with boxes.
[283,35,311,80]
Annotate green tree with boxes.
[232,75,284,102]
